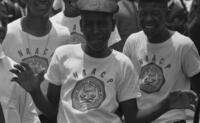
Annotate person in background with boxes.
[2,0,70,122]
[110,0,141,52]
[10,0,198,123]
[0,0,22,23]
[51,0,121,46]
[123,0,200,122]
[0,1,40,123]
[188,0,200,54]
[52,0,63,15]
[166,0,189,36]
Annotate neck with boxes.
[22,14,51,36]
[81,44,112,58]
[148,29,173,43]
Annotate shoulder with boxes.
[52,22,70,36]
[7,18,21,33]
[51,22,70,44]
[112,50,133,67]
[124,31,145,49]
[172,31,194,48]
[54,44,79,58]
[50,12,63,22]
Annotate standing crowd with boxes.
[0,0,200,123]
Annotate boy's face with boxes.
[0,2,8,44]
[138,2,167,39]
[26,0,53,17]
[80,11,114,52]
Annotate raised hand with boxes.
[165,90,198,111]
[9,62,45,93]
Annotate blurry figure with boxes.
[2,0,70,123]
[1,0,22,22]
[110,0,141,52]
[188,0,200,54]
[0,1,38,123]
[166,0,189,35]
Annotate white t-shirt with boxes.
[50,12,121,46]
[0,52,40,123]
[0,55,20,123]
[45,44,141,123]
[123,31,200,123]
[2,18,70,122]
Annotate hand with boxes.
[9,62,45,93]
[0,103,5,123]
[165,90,198,111]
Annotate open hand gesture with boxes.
[166,90,198,111]
[9,62,45,93]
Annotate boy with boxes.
[2,0,70,122]
[123,0,200,122]
[0,1,40,123]
[50,0,121,46]
[10,0,198,123]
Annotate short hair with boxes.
[138,0,168,9]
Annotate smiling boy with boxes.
[123,0,200,122]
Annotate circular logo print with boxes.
[22,55,48,75]
[139,63,165,93]
[71,76,106,112]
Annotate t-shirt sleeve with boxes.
[44,49,63,86]
[117,57,141,102]
[182,42,200,77]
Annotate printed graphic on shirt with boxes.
[22,55,48,74]
[72,76,106,112]
[139,63,165,93]
[70,25,85,44]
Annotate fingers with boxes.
[9,69,21,76]
[14,64,25,72]
[20,62,31,71]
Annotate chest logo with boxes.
[71,76,106,112]
[22,55,48,74]
[139,63,165,93]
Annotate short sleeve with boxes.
[44,49,63,85]
[182,43,200,77]
[117,57,141,102]
[123,36,131,58]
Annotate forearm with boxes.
[30,88,58,119]
[136,100,169,123]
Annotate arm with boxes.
[190,72,200,123]
[10,63,60,119]
[120,90,197,123]
[29,81,61,120]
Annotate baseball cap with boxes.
[76,0,119,13]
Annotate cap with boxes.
[76,0,119,13]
